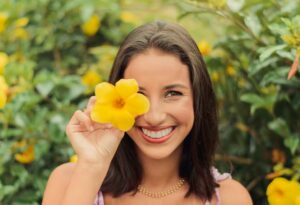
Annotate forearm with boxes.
[61,162,109,205]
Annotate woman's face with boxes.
[124,48,194,160]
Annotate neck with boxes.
[137,146,183,191]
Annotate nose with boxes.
[142,98,166,126]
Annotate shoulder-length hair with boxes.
[101,21,219,201]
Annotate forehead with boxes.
[124,49,191,87]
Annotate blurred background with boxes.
[0,0,300,204]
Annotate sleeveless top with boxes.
[93,168,231,205]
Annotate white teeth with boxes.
[141,127,173,139]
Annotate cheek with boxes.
[172,99,194,124]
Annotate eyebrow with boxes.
[139,84,189,91]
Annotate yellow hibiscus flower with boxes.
[0,76,8,109]
[15,144,35,164]
[81,70,102,91]
[198,40,212,56]
[14,17,29,27]
[281,34,298,46]
[120,11,139,24]
[0,12,8,33]
[70,154,78,163]
[226,65,236,76]
[267,177,300,205]
[0,52,9,75]
[13,28,29,40]
[208,0,227,8]
[81,14,101,36]
[91,79,150,131]
[211,71,220,82]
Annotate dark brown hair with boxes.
[101,21,219,201]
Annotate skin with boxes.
[42,48,253,205]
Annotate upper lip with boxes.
[137,126,175,131]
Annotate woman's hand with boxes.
[66,96,124,167]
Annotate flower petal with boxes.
[115,79,138,100]
[111,109,135,131]
[287,54,299,80]
[95,82,118,103]
[124,93,149,117]
[91,104,114,123]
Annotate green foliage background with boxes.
[0,0,299,204]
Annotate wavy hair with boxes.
[101,21,219,201]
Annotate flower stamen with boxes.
[114,98,125,109]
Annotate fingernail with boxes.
[89,126,94,131]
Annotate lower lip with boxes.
[139,128,175,143]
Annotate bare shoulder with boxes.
[218,178,253,205]
[42,162,76,205]
[46,162,76,185]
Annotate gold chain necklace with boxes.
[137,179,185,198]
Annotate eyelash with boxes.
[165,90,182,97]
[137,90,183,97]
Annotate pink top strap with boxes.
[94,168,231,205]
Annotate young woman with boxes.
[42,21,253,205]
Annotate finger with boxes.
[93,123,113,130]
[85,96,97,115]
[68,125,90,133]
[72,110,93,131]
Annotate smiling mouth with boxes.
[140,127,174,139]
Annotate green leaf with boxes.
[227,0,245,12]
[281,17,292,27]
[36,82,55,97]
[276,50,294,61]
[244,14,262,37]
[260,67,288,86]
[268,23,289,35]
[261,68,300,88]
[0,184,15,201]
[284,135,300,155]
[259,45,287,62]
[249,57,278,76]
[240,93,277,115]
[0,128,23,139]
[268,118,290,137]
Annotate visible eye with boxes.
[165,90,183,97]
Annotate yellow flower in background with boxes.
[235,122,249,132]
[70,154,78,163]
[91,79,150,131]
[208,0,227,8]
[211,71,220,82]
[0,52,9,75]
[0,76,8,109]
[81,70,102,92]
[81,14,101,36]
[238,78,247,88]
[261,84,277,95]
[120,11,139,24]
[267,177,300,205]
[12,140,27,149]
[13,28,29,40]
[0,12,8,33]
[281,34,298,46]
[15,144,35,164]
[271,149,286,164]
[14,17,29,27]
[226,65,236,76]
[198,40,212,56]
